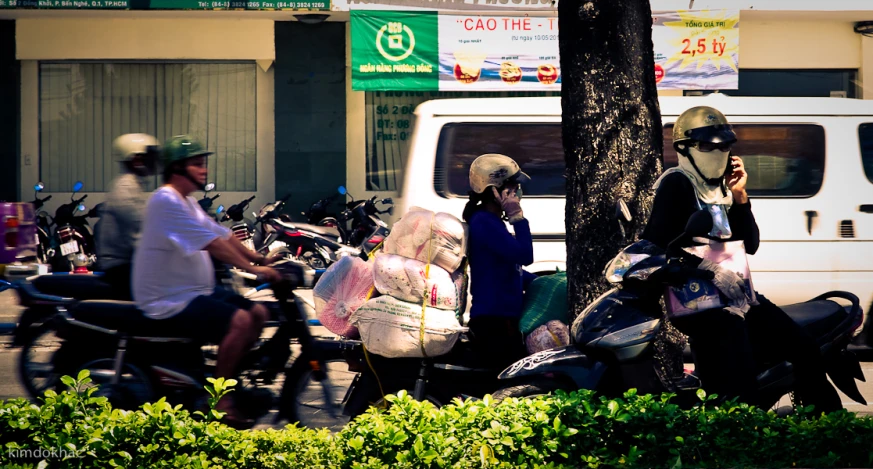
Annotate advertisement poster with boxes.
[352,9,739,91]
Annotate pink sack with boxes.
[313,256,375,337]
[525,320,570,355]
[665,240,756,318]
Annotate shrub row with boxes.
[1,371,871,468]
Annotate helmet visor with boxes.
[685,124,737,145]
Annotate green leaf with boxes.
[553,416,562,430]
[60,375,76,388]
[675,436,684,443]
[607,400,619,416]
[696,389,707,401]
[37,461,48,469]
[671,455,683,469]
[77,369,90,382]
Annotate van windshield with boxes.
[861,123,873,184]
[435,123,565,197]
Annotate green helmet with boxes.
[672,106,737,149]
[161,135,212,167]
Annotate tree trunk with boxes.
[560,0,664,316]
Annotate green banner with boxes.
[0,0,327,9]
[352,10,439,91]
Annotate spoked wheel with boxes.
[18,322,65,398]
[75,358,155,410]
[286,358,358,432]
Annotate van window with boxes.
[435,123,565,197]
[663,124,825,198]
[861,123,873,184]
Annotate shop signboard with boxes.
[352,9,740,90]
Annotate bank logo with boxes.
[377,21,415,62]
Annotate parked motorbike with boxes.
[31,183,54,265]
[50,181,99,272]
[197,183,220,217]
[15,259,322,424]
[330,186,394,255]
[490,210,867,411]
[219,195,257,251]
[273,280,510,432]
[251,194,353,270]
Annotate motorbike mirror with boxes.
[685,210,713,238]
[615,199,632,223]
[382,197,394,204]
[34,182,45,192]
[338,186,347,195]
[204,183,215,192]
[72,181,83,193]
[217,205,225,214]
[387,206,394,216]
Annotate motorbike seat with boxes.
[781,299,848,341]
[294,223,341,240]
[69,300,189,340]
[32,274,129,301]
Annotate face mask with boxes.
[688,147,730,181]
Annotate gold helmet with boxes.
[672,106,737,149]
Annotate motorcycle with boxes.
[50,181,100,273]
[273,274,514,432]
[490,210,867,411]
[218,195,257,251]
[31,183,54,265]
[252,194,355,270]
[14,259,324,425]
[328,186,394,255]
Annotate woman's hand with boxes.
[492,186,524,224]
[727,155,749,203]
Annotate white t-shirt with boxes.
[132,186,232,319]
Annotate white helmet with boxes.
[469,153,531,194]
[112,134,160,162]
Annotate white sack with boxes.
[383,207,468,273]
[349,295,466,358]
[373,254,464,312]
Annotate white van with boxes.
[397,94,873,345]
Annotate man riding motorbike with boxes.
[132,135,282,426]
[462,154,536,369]
[641,106,842,413]
[94,134,160,298]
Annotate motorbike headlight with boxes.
[604,252,650,284]
[626,266,660,281]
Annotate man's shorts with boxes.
[159,288,255,343]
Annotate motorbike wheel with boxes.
[75,358,155,410]
[491,380,568,402]
[18,322,64,398]
[283,357,358,432]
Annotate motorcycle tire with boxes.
[280,352,355,432]
[18,321,65,398]
[491,380,568,402]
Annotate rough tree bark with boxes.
[560,0,664,316]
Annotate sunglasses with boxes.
[694,141,733,153]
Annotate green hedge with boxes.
[1,371,871,468]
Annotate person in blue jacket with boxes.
[462,154,536,368]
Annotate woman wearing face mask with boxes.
[641,106,842,413]
[463,154,536,369]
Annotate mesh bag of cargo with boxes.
[383,207,469,273]
[525,320,570,355]
[349,295,466,358]
[519,271,569,335]
[373,254,465,312]
[313,256,375,338]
